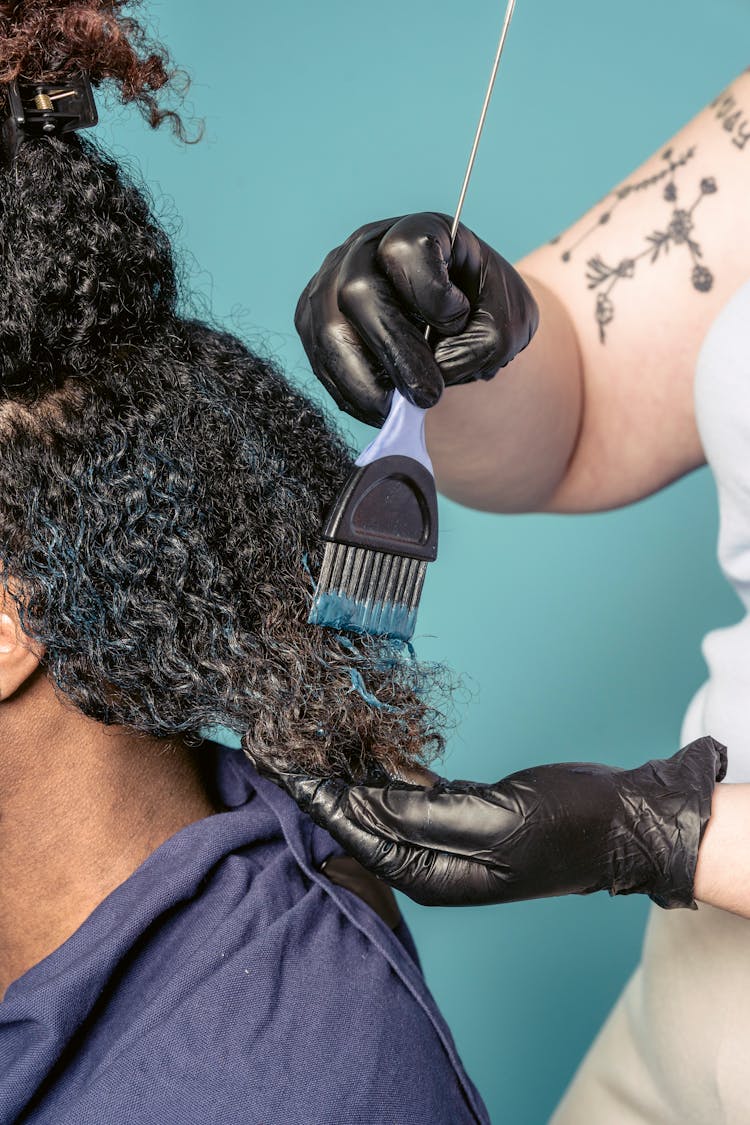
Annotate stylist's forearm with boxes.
[425,275,584,514]
[694,784,750,919]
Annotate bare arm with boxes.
[695,784,750,917]
[426,70,750,513]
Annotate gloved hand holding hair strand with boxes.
[249,736,727,911]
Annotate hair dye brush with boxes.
[309,392,437,641]
[309,0,518,641]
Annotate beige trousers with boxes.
[551,903,750,1124]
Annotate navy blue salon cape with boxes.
[0,744,489,1124]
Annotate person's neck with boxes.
[0,669,222,1000]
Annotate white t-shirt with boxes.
[681,279,750,782]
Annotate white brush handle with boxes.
[355,390,433,474]
[356,0,518,482]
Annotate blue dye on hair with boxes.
[328,630,414,712]
[303,567,444,731]
[301,552,315,588]
[346,667,399,712]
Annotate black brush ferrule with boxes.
[323,454,438,562]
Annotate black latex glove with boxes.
[295,212,540,426]
[249,737,727,910]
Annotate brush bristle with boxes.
[308,541,427,641]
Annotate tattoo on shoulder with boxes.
[711,86,750,152]
[551,148,718,344]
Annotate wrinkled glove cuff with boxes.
[643,736,728,910]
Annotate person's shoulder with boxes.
[75,790,488,1121]
[148,744,490,1122]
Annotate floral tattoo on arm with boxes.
[552,148,718,343]
[711,84,750,152]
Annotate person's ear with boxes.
[0,611,41,701]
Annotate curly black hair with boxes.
[0,100,447,779]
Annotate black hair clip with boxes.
[1,73,98,165]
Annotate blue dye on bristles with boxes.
[308,591,417,643]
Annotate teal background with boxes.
[107,2,749,1120]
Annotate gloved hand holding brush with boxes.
[295,212,539,426]
[248,735,727,911]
